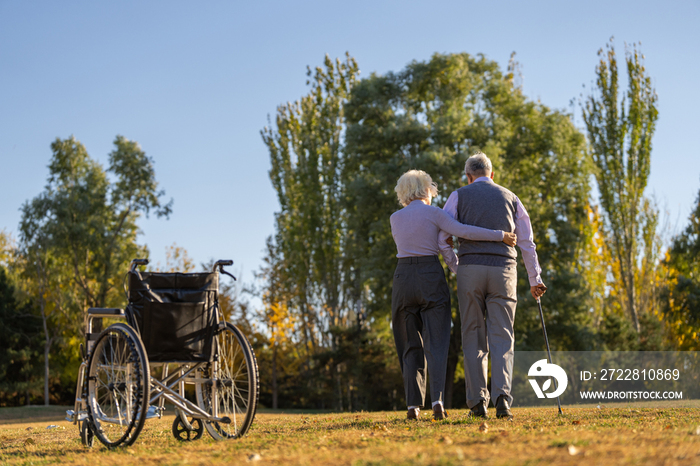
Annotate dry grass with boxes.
[1,403,700,465]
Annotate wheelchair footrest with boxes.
[66,410,88,423]
[146,405,164,420]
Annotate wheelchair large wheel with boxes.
[196,322,259,440]
[84,323,150,448]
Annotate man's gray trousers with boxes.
[457,263,517,408]
[391,256,451,407]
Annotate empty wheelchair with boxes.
[66,259,259,447]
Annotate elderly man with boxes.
[439,152,547,419]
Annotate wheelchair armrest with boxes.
[87,308,124,317]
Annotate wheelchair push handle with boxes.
[130,258,149,271]
[213,260,236,281]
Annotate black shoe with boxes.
[432,404,448,421]
[407,407,420,420]
[496,395,513,419]
[469,400,488,418]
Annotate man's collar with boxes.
[472,176,492,184]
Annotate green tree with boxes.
[253,237,297,409]
[261,54,360,409]
[0,232,43,406]
[153,243,196,273]
[0,229,13,266]
[661,184,700,349]
[17,135,170,404]
[343,52,595,406]
[0,266,43,406]
[582,39,660,333]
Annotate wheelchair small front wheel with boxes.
[197,322,259,440]
[85,323,150,448]
[79,420,94,448]
[172,414,204,441]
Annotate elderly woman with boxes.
[390,169,516,421]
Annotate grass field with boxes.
[1,403,700,465]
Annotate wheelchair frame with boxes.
[66,259,259,447]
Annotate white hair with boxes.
[464,152,492,177]
[395,170,438,207]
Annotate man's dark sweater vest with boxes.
[457,180,518,267]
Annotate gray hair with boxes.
[464,152,492,177]
[395,169,438,207]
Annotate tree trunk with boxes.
[39,297,50,406]
[335,364,344,411]
[444,354,458,409]
[623,240,639,335]
[445,311,462,409]
[626,267,640,333]
[43,339,50,406]
[332,332,343,411]
[272,343,278,409]
[629,290,640,333]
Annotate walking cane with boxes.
[536,297,563,415]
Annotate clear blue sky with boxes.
[2,1,699,283]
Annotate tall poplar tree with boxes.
[262,54,359,351]
[582,39,659,333]
[262,54,359,410]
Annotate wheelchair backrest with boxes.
[126,271,220,362]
